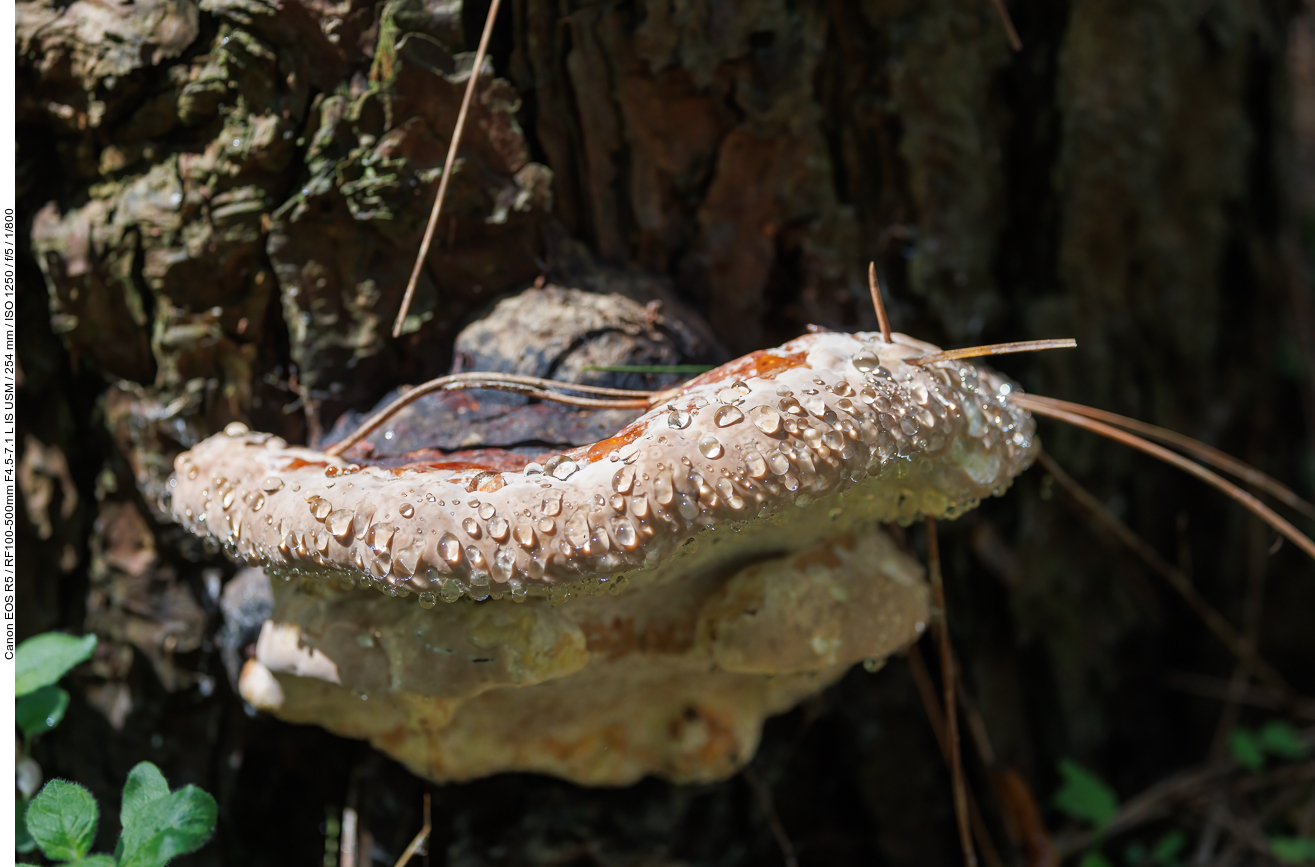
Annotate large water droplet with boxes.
[614,520,638,549]
[439,533,462,564]
[823,431,845,450]
[767,453,791,475]
[612,465,635,494]
[418,591,437,609]
[716,387,740,404]
[716,477,745,510]
[466,546,487,570]
[394,541,423,578]
[609,493,625,511]
[852,350,879,372]
[779,396,804,416]
[698,435,723,459]
[367,523,395,553]
[513,522,535,549]
[440,580,462,603]
[654,469,674,505]
[187,467,200,480]
[250,492,266,512]
[307,496,332,520]
[493,546,516,582]
[462,517,481,538]
[478,503,495,520]
[565,512,590,548]
[488,516,509,542]
[537,516,555,534]
[224,421,250,437]
[221,489,236,510]
[631,494,650,518]
[399,503,415,518]
[591,526,610,552]
[544,455,579,480]
[667,409,691,429]
[834,380,856,397]
[541,491,563,516]
[714,405,744,427]
[804,396,827,416]
[369,553,391,578]
[753,406,783,434]
[744,450,768,478]
[311,528,329,552]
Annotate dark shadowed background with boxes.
[15,0,1315,863]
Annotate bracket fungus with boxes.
[170,330,1040,784]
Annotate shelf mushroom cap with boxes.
[170,330,1038,602]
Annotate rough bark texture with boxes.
[15,0,1315,864]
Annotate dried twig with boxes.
[909,339,1076,366]
[393,0,504,337]
[392,792,432,867]
[1036,450,1294,697]
[743,768,799,867]
[989,0,1023,51]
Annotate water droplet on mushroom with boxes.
[609,493,624,511]
[714,405,744,427]
[439,533,462,564]
[654,469,674,505]
[224,421,250,437]
[541,491,563,516]
[394,541,423,578]
[591,526,610,552]
[324,509,352,539]
[834,380,856,397]
[478,503,496,520]
[493,546,516,582]
[552,459,579,480]
[465,546,487,570]
[716,478,745,510]
[631,494,650,518]
[249,492,266,512]
[612,465,635,494]
[667,409,691,429]
[221,490,236,510]
[779,396,804,416]
[804,395,827,416]
[187,467,200,480]
[399,503,415,518]
[751,406,783,434]
[524,462,544,476]
[698,435,723,459]
[732,380,751,395]
[306,496,332,520]
[261,476,284,493]
[744,450,768,478]
[488,516,509,542]
[513,522,535,549]
[852,350,879,372]
[462,517,481,538]
[614,520,638,549]
[716,387,740,404]
[418,591,437,609]
[366,523,395,553]
[565,513,590,548]
[537,516,556,534]
[823,431,845,450]
[910,383,930,405]
[311,528,330,552]
[369,553,392,578]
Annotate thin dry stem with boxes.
[392,793,432,867]
[908,339,1077,366]
[989,0,1023,51]
[927,516,977,867]
[340,806,358,867]
[393,0,503,338]
[1019,395,1315,522]
[906,645,1003,867]
[743,769,799,867]
[868,261,892,343]
[1036,450,1294,696]
[1017,396,1315,563]
[324,372,656,457]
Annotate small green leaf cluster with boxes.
[15,633,97,740]
[1228,720,1309,772]
[24,763,217,867]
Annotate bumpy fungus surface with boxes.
[171,331,1038,784]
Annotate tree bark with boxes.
[16,0,1315,863]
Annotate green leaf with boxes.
[1151,830,1186,864]
[1079,852,1115,867]
[1271,837,1315,865]
[1259,720,1308,760]
[1229,728,1265,772]
[118,784,218,867]
[116,762,171,861]
[1054,759,1119,829]
[16,799,37,854]
[67,856,117,867]
[15,633,97,696]
[16,685,70,737]
[25,779,99,862]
